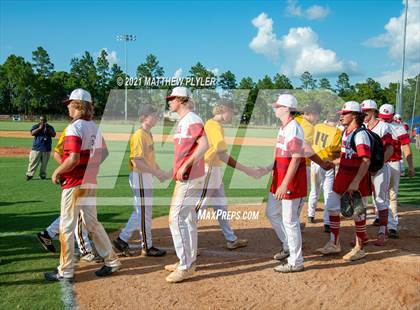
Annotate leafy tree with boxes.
[353,78,385,104]
[95,49,111,114]
[238,77,258,124]
[336,72,350,94]
[319,78,332,90]
[70,51,98,101]
[300,71,317,90]
[273,73,293,89]
[218,70,237,89]
[136,54,164,80]
[32,47,54,78]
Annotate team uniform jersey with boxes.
[128,128,157,172]
[333,128,371,196]
[61,119,107,189]
[173,111,206,180]
[295,115,314,165]
[54,126,68,155]
[204,119,228,167]
[312,123,342,161]
[365,120,393,154]
[389,121,410,161]
[270,118,307,199]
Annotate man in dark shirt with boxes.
[26,116,56,180]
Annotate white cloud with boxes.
[374,63,420,86]
[286,0,330,21]
[96,48,119,65]
[249,14,356,76]
[365,0,419,62]
[173,68,183,78]
[211,68,220,76]
[249,13,282,62]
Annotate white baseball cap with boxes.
[64,88,92,104]
[338,101,361,114]
[361,99,377,111]
[272,94,298,109]
[166,87,192,101]
[378,104,394,120]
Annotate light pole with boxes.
[116,34,136,121]
[397,0,408,116]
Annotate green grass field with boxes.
[1,129,419,308]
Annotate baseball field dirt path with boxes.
[72,204,420,309]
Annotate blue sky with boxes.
[1,0,418,86]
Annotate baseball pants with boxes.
[119,172,153,249]
[195,165,237,242]
[298,166,310,218]
[169,176,204,271]
[58,186,120,278]
[387,161,400,231]
[26,150,50,178]
[307,161,334,225]
[47,214,93,255]
[266,193,304,268]
[371,164,391,212]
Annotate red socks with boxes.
[329,215,340,244]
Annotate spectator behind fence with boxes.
[26,115,56,180]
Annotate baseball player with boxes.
[37,125,99,262]
[164,87,209,283]
[393,113,410,176]
[195,100,259,250]
[113,104,169,257]
[44,88,121,281]
[307,111,342,233]
[317,101,371,261]
[378,104,415,239]
[361,100,394,246]
[263,94,308,273]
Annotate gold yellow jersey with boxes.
[295,115,314,166]
[312,122,342,161]
[204,119,228,167]
[129,128,157,172]
[54,126,68,155]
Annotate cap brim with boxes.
[379,113,393,119]
[166,96,176,101]
[63,99,71,105]
[338,109,358,114]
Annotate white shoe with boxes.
[343,247,366,261]
[80,252,96,262]
[165,267,195,283]
[316,241,341,255]
[165,262,196,273]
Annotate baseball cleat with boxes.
[142,246,166,257]
[350,236,369,247]
[343,247,366,261]
[37,231,56,253]
[113,237,129,253]
[26,175,33,181]
[373,233,387,246]
[164,262,196,273]
[44,270,73,282]
[80,252,103,263]
[273,249,290,261]
[316,240,341,255]
[226,238,248,250]
[372,218,380,226]
[307,217,315,224]
[324,224,331,233]
[165,267,195,283]
[388,229,399,239]
[274,263,304,273]
[95,264,121,277]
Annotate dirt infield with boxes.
[0,146,30,157]
[0,131,274,146]
[73,204,420,309]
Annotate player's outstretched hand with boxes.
[408,168,416,177]
[52,171,60,185]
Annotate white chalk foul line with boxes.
[60,280,78,310]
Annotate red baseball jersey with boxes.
[270,118,307,199]
[389,121,410,161]
[173,111,205,180]
[61,119,107,189]
[333,127,371,197]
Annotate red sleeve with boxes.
[286,137,304,155]
[189,123,205,139]
[381,133,393,147]
[356,144,370,158]
[399,133,410,145]
[64,135,82,153]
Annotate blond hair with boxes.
[70,100,94,120]
[175,96,194,110]
[212,105,227,116]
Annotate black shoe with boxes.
[40,175,46,180]
[388,229,399,239]
[95,265,120,277]
[372,218,380,226]
[142,246,166,257]
[273,249,290,261]
[26,175,33,181]
[307,217,315,224]
[44,270,73,282]
[37,231,56,253]
[113,237,129,253]
[324,224,331,233]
